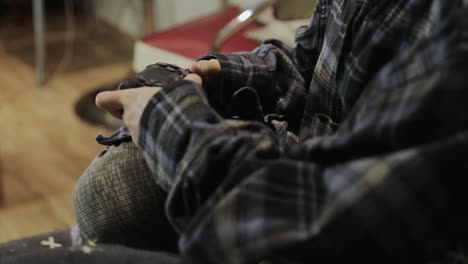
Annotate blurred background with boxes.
[0,0,313,242]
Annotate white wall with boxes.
[154,0,264,31]
[93,0,144,38]
[92,0,264,38]
[230,0,263,8]
[153,0,222,31]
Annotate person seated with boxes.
[70,0,468,263]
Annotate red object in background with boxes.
[142,6,263,59]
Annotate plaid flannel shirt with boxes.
[138,0,468,263]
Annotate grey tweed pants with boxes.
[73,142,178,251]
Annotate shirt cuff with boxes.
[197,52,274,115]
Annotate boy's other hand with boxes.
[188,59,221,76]
[95,87,160,145]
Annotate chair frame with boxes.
[211,0,277,52]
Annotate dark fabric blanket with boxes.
[0,228,180,264]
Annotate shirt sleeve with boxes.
[137,79,468,264]
[196,10,324,131]
[137,2,468,263]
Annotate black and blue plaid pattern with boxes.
[138,1,468,263]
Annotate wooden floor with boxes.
[0,42,132,243]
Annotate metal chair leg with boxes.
[33,0,46,85]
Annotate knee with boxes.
[73,142,178,251]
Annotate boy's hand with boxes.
[188,59,221,76]
[95,74,203,145]
[96,87,160,145]
[185,73,203,86]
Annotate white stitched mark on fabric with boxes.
[40,236,62,249]
[81,245,95,254]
